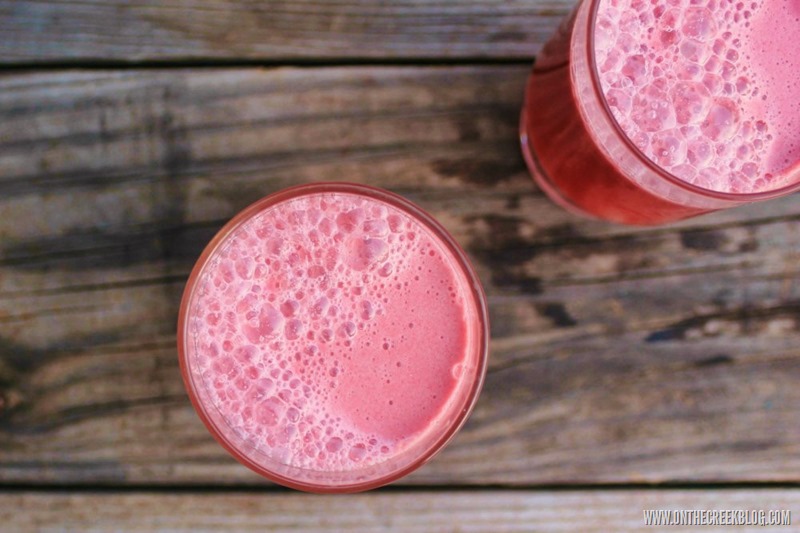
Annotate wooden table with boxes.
[1,1,799,531]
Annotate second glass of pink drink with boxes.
[521,0,800,225]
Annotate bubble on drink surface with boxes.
[687,138,713,166]
[451,362,466,380]
[359,300,375,321]
[338,320,358,338]
[651,130,688,166]
[670,81,711,124]
[256,397,284,426]
[345,237,387,271]
[326,437,343,452]
[657,9,681,46]
[720,60,737,81]
[606,87,633,116]
[679,39,711,63]
[363,219,389,237]
[631,83,676,132]
[311,296,329,318]
[621,54,648,85]
[348,443,367,462]
[286,407,301,423]
[336,208,364,233]
[280,299,299,317]
[741,161,758,177]
[378,262,394,277]
[242,304,283,344]
[702,72,723,94]
[234,345,258,364]
[235,258,254,280]
[701,98,740,141]
[212,356,237,379]
[284,319,304,341]
[681,8,716,41]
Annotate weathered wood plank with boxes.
[0,0,569,63]
[1,67,800,485]
[0,490,797,532]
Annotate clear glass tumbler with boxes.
[178,182,489,492]
[520,0,800,225]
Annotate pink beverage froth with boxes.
[595,0,800,193]
[178,183,488,492]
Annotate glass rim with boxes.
[585,0,800,201]
[176,181,490,493]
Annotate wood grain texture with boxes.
[1,67,800,486]
[0,0,570,63]
[0,490,797,532]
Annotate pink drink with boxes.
[178,183,488,492]
[521,0,800,224]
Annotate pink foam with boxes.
[595,0,800,193]
[186,192,474,472]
